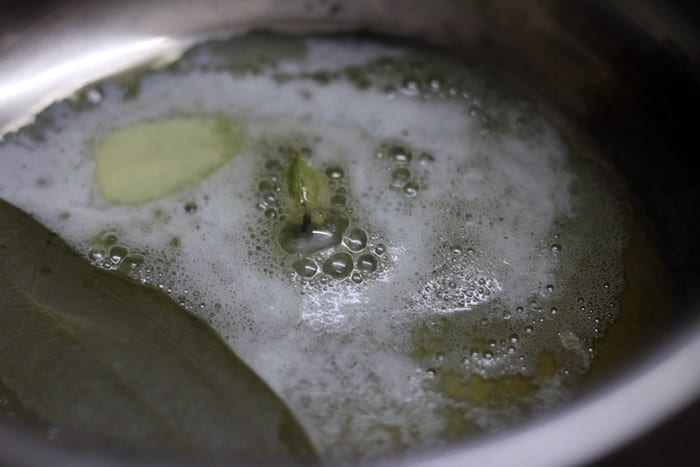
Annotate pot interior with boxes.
[0,1,699,466]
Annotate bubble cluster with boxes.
[247,141,390,286]
[87,229,146,274]
[375,140,431,198]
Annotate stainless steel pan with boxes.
[1,1,698,465]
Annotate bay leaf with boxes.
[0,199,318,464]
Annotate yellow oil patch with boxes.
[442,371,536,404]
[536,351,557,377]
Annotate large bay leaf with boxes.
[0,199,318,464]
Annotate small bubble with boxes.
[524,325,533,334]
[109,245,128,264]
[551,243,562,253]
[419,152,435,164]
[401,78,420,96]
[325,166,344,180]
[509,333,519,343]
[102,232,118,245]
[403,181,419,197]
[293,258,318,278]
[331,194,347,207]
[258,180,271,192]
[323,253,354,278]
[603,282,610,289]
[88,248,105,262]
[374,244,386,255]
[265,159,281,171]
[47,427,60,441]
[309,208,325,224]
[121,254,145,270]
[85,88,102,104]
[546,284,555,292]
[351,272,363,283]
[387,145,412,163]
[451,245,463,255]
[345,228,368,252]
[264,207,277,219]
[356,254,378,272]
[391,167,411,187]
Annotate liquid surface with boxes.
[0,36,629,462]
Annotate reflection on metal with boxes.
[0,37,184,134]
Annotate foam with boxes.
[0,37,627,462]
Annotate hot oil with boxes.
[0,34,675,462]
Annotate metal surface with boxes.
[0,1,699,465]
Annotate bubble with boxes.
[419,152,435,164]
[258,180,271,192]
[356,254,378,272]
[374,243,386,255]
[86,88,103,104]
[387,145,412,163]
[264,207,277,219]
[88,248,105,262]
[351,272,363,283]
[345,227,368,251]
[323,252,354,278]
[551,243,562,252]
[121,254,145,269]
[403,181,419,197]
[330,194,347,207]
[325,166,345,179]
[109,245,128,264]
[47,426,60,441]
[102,232,118,245]
[278,211,349,254]
[391,167,411,186]
[293,258,318,278]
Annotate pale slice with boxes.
[95,115,243,204]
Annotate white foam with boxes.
[0,37,627,462]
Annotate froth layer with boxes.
[0,36,627,462]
